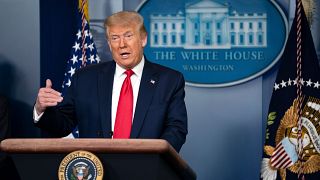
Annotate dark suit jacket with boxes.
[0,96,9,166]
[37,59,188,152]
[0,96,9,143]
[0,96,20,180]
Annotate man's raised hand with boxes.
[35,79,63,115]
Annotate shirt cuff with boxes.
[33,107,44,123]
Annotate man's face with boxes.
[107,24,147,69]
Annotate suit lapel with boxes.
[131,60,158,138]
[98,62,115,138]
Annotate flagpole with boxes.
[296,0,305,179]
[80,0,88,67]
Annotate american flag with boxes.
[261,0,320,179]
[62,0,100,138]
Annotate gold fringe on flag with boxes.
[79,0,89,22]
[302,0,316,25]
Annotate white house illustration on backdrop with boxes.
[149,0,267,49]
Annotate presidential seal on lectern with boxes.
[58,150,104,180]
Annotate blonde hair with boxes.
[104,11,147,38]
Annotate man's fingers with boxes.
[37,90,63,103]
[40,87,62,96]
[46,79,52,88]
[39,98,61,105]
[38,95,63,103]
[38,101,59,108]
[36,96,63,112]
[36,80,63,114]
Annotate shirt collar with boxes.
[114,56,145,78]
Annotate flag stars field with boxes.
[84,30,89,38]
[274,78,320,90]
[70,55,78,64]
[288,78,293,86]
[306,79,312,86]
[68,67,76,77]
[280,80,287,88]
[88,43,94,51]
[96,56,101,63]
[65,79,71,87]
[89,55,95,63]
[72,42,80,51]
[76,30,81,39]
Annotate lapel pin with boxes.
[150,79,155,84]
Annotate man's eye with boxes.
[125,34,133,39]
[111,36,119,41]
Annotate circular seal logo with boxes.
[58,150,104,180]
[138,0,288,87]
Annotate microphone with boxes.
[96,130,113,138]
[109,131,113,137]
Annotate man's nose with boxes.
[119,37,127,48]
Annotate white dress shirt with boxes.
[111,57,144,131]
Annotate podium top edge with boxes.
[0,138,171,154]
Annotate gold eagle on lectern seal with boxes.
[262,97,320,180]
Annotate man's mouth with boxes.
[120,52,130,58]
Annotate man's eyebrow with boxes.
[110,31,133,36]
[124,31,133,34]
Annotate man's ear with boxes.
[105,30,111,48]
[107,39,111,48]
[142,33,147,47]
[106,34,112,51]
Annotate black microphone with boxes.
[96,131,103,137]
[109,131,113,137]
[96,130,113,138]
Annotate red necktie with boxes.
[113,69,134,138]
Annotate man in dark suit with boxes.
[34,11,188,152]
[0,96,10,173]
[0,96,20,179]
[0,96,9,149]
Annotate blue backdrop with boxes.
[0,0,319,179]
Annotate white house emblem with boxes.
[138,0,288,87]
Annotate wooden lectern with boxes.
[0,139,196,180]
